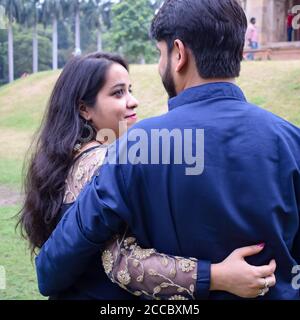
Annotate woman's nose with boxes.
[127,94,139,109]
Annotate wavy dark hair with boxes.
[17,52,128,255]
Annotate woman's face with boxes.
[83,63,139,139]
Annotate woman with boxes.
[18,52,276,300]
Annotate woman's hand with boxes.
[210,244,276,298]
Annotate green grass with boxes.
[0,159,24,187]
[0,61,299,300]
[0,71,58,132]
[0,206,45,300]
[237,61,300,125]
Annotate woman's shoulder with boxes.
[63,143,107,204]
[74,143,107,169]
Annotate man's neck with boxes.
[181,77,236,92]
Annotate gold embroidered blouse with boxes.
[63,145,198,300]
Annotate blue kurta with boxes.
[36,82,300,299]
[48,204,138,300]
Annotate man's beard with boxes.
[162,57,177,99]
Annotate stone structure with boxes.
[240,0,300,45]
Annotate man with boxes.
[36,0,300,299]
[287,9,294,42]
[246,17,259,60]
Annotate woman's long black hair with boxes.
[17,52,128,255]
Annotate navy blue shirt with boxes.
[48,204,137,300]
[36,82,300,299]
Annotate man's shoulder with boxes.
[129,100,300,140]
[249,103,300,132]
[247,103,300,155]
[129,113,170,131]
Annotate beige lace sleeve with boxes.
[63,146,107,204]
[64,146,198,300]
[102,234,197,300]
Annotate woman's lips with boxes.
[125,113,137,120]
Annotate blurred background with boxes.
[0,0,299,300]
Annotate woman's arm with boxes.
[102,237,197,300]
[103,237,276,300]
[102,234,197,300]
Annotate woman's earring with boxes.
[73,120,95,152]
[79,120,95,144]
[73,142,82,153]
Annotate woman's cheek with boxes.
[118,101,127,119]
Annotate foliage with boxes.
[0,25,52,79]
[106,0,158,63]
[0,0,165,85]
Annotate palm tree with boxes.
[21,0,40,73]
[41,0,64,70]
[67,0,83,55]
[1,0,23,83]
[84,0,114,52]
[84,0,103,52]
[0,5,5,29]
[151,0,164,10]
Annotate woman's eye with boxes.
[114,89,124,97]
[113,88,133,97]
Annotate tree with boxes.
[41,0,65,70]
[66,0,84,55]
[0,29,7,84]
[1,0,23,82]
[0,24,52,81]
[149,0,164,11]
[0,5,5,28]
[13,26,51,77]
[84,0,113,52]
[108,0,157,63]
[21,0,40,73]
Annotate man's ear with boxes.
[79,102,92,121]
[173,39,188,73]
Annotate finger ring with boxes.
[258,288,267,296]
[258,289,265,296]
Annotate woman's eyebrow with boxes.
[110,83,132,90]
[111,83,126,89]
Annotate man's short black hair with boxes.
[151,0,247,79]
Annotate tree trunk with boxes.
[32,23,38,73]
[52,17,58,70]
[97,28,102,52]
[75,8,81,55]
[140,56,145,65]
[8,20,14,83]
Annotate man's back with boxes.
[36,83,300,300]
[121,82,300,299]
[35,0,300,300]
